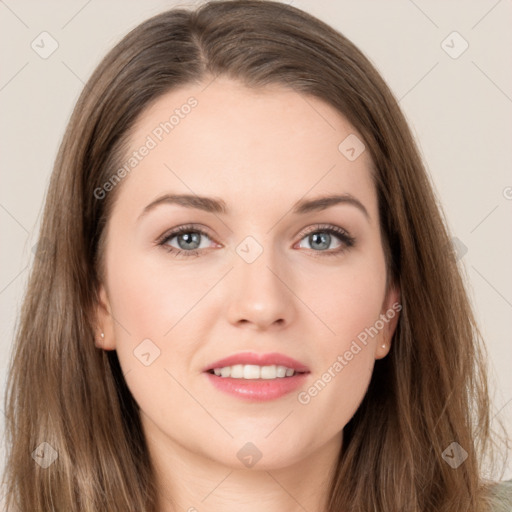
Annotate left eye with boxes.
[297,229,345,251]
[295,224,356,256]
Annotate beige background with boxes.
[1,0,511,484]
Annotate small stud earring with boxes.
[381,343,386,349]
[98,332,105,342]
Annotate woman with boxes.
[2,1,511,510]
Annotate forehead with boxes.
[115,76,377,219]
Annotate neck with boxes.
[144,421,342,512]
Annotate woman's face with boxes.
[96,76,400,470]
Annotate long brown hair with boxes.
[2,1,509,510]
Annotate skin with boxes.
[95,76,400,512]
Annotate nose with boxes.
[225,244,296,331]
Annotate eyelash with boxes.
[156,223,356,258]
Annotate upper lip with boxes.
[203,352,310,373]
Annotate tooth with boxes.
[211,364,299,379]
[230,364,244,378]
[260,365,277,379]
[276,365,287,378]
[243,364,261,379]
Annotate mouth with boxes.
[205,364,309,380]
[202,352,310,401]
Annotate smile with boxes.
[209,364,305,379]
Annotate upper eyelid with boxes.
[157,224,211,242]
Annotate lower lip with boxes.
[203,371,309,402]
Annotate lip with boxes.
[202,352,311,402]
[204,371,309,402]
[202,351,310,373]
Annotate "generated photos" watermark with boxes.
[297,302,402,405]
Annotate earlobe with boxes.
[376,342,390,360]
[376,283,401,359]
[94,285,116,350]
[95,331,106,348]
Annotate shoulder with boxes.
[488,479,512,512]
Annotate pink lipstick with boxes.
[202,351,310,402]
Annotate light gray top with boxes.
[489,479,512,511]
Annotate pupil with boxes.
[179,232,200,250]
[311,232,329,250]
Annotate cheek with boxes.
[305,252,387,346]
[294,250,386,419]
[104,241,229,397]
[298,346,374,450]
[106,245,203,337]
[104,249,205,419]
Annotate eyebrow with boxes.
[139,192,370,221]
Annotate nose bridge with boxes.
[236,235,279,286]
[226,233,294,328]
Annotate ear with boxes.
[375,282,401,360]
[94,283,116,351]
